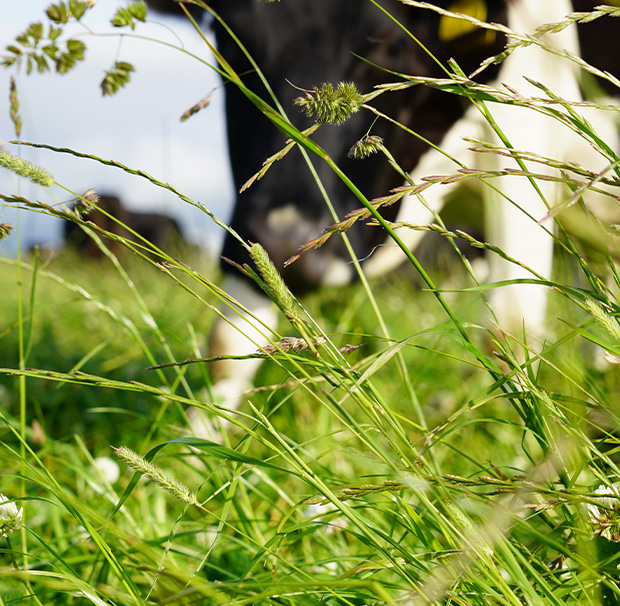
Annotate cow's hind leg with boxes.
[363,108,480,278]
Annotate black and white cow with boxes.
[149,0,619,417]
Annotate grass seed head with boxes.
[260,336,327,355]
[295,82,363,125]
[113,445,200,508]
[348,135,384,159]
[443,499,493,557]
[73,188,99,217]
[584,298,620,344]
[0,151,54,187]
[9,76,21,138]
[0,224,14,241]
[250,242,298,321]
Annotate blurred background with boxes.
[0,0,234,258]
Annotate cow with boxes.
[64,193,186,259]
[147,0,619,428]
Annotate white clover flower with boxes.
[0,495,23,538]
[587,484,620,542]
[304,503,348,536]
[93,457,120,485]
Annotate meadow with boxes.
[2,1,620,604]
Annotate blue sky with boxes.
[0,0,234,255]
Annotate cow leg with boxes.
[362,99,561,339]
[365,0,590,340]
[481,0,582,338]
[363,107,481,276]
[481,107,562,338]
[362,96,558,340]
[189,274,278,438]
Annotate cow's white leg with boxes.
[362,107,481,277]
[189,275,278,438]
[482,0,581,337]
[483,159,557,336]
[366,0,590,339]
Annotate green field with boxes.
[2,1,620,604]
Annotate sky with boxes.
[0,0,234,256]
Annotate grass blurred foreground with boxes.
[1,1,620,605]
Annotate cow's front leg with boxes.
[189,274,279,439]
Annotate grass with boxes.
[1,1,620,604]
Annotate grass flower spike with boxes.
[0,224,14,240]
[260,336,327,355]
[0,495,23,538]
[585,298,620,344]
[348,135,384,159]
[0,151,54,187]
[295,82,363,125]
[587,484,620,542]
[9,76,21,138]
[113,446,200,508]
[73,188,100,217]
[250,242,299,322]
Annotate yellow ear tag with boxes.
[438,0,488,42]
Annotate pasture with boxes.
[1,1,620,604]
